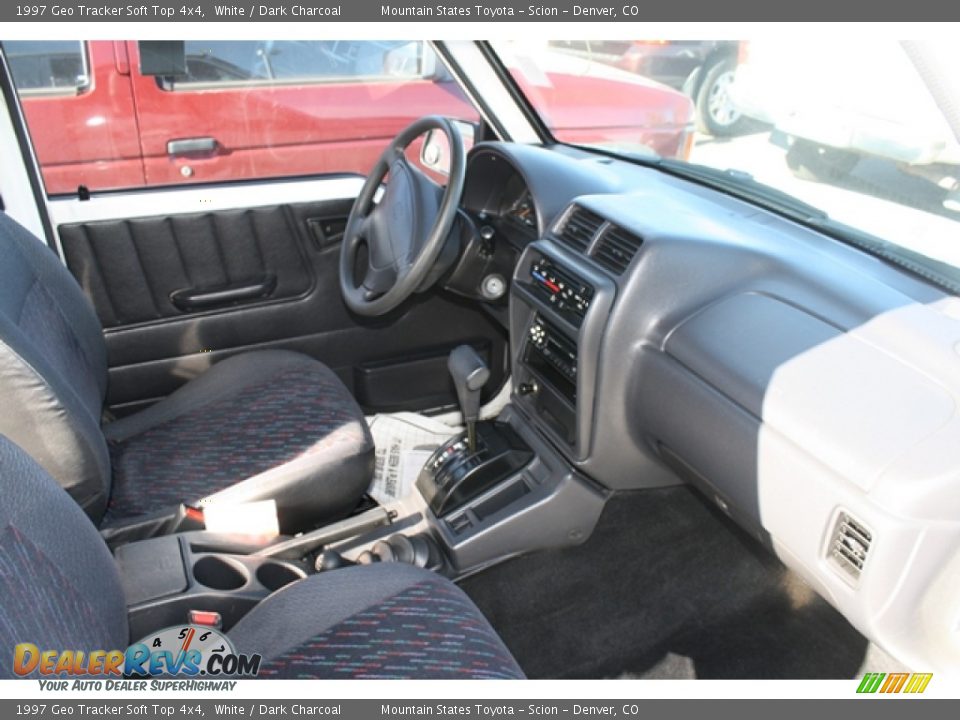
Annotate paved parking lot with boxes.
[688,130,960,268]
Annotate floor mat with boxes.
[459,486,869,679]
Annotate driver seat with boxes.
[0,213,374,536]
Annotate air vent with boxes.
[829,511,873,582]
[593,224,643,274]
[556,206,605,252]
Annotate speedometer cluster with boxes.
[459,147,543,250]
[505,189,538,230]
[499,174,539,234]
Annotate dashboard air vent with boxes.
[556,206,605,252]
[593,224,643,274]
[829,511,872,582]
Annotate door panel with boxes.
[55,191,508,417]
[59,204,312,327]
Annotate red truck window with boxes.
[167,40,426,88]
[6,41,89,95]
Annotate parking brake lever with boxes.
[448,345,489,453]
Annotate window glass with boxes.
[173,40,421,86]
[6,40,88,94]
[8,40,479,195]
[493,39,960,276]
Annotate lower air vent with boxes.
[829,511,873,582]
[593,224,643,274]
[556,206,605,252]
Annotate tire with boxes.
[695,57,751,137]
[785,139,860,182]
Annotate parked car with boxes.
[548,40,749,137]
[7,40,694,195]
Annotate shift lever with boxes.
[448,345,490,452]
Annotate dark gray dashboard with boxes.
[467,142,940,493]
[461,142,960,671]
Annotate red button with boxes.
[188,610,222,628]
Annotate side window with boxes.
[168,40,424,88]
[6,41,89,94]
[7,39,478,194]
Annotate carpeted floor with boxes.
[460,486,868,679]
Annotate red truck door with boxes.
[12,41,145,194]
[125,40,474,187]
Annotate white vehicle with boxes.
[731,39,960,209]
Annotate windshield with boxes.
[492,39,960,275]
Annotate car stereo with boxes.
[524,314,578,404]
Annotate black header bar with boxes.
[1,0,958,22]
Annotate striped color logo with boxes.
[857,672,933,694]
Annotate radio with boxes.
[528,259,593,324]
[524,315,577,403]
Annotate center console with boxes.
[350,240,617,575]
[330,241,615,575]
[510,241,616,460]
[115,532,309,637]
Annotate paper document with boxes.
[366,412,459,504]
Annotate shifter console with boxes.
[417,421,534,517]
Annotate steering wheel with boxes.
[339,116,466,316]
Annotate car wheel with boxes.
[785,139,860,182]
[695,58,750,137]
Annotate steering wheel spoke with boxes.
[339,116,466,317]
[357,210,376,239]
[361,261,397,295]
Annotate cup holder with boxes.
[193,556,247,591]
[256,561,306,592]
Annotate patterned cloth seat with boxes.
[0,435,524,680]
[0,213,373,534]
[102,350,374,531]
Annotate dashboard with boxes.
[447,141,960,673]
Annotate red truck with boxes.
[9,40,694,195]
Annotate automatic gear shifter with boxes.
[448,345,490,452]
[417,350,533,517]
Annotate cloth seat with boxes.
[0,213,373,533]
[0,435,523,680]
[103,349,373,530]
[231,563,524,679]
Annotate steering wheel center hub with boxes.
[339,116,466,316]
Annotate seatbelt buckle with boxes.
[188,610,222,629]
[165,504,206,534]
